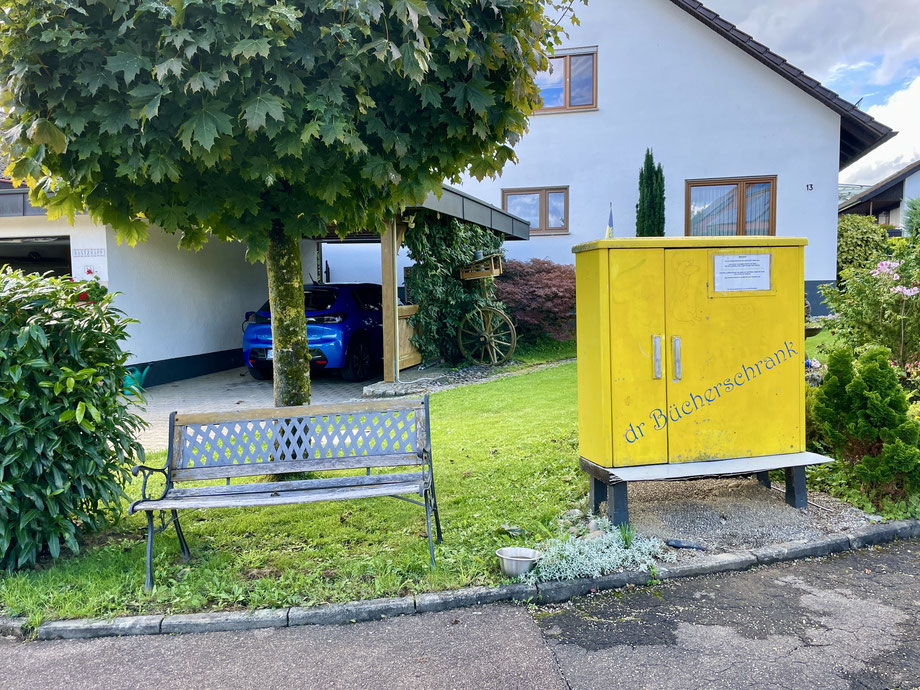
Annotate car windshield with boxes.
[258,288,338,314]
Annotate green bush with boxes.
[0,269,146,570]
[811,347,920,516]
[404,213,504,363]
[804,385,827,453]
[636,148,665,237]
[904,197,920,242]
[836,214,889,281]
[821,241,920,367]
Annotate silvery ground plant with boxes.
[522,517,674,583]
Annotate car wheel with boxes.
[248,365,271,381]
[342,335,373,382]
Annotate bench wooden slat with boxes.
[167,471,425,499]
[132,480,423,512]
[175,398,425,426]
[170,453,424,482]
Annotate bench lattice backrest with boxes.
[167,398,428,483]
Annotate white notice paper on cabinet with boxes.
[713,254,771,292]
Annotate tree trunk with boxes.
[265,225,310,407]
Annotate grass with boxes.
[0,364,582,627]
[513,337,576,366]
[806,328,839,360]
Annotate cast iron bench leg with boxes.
[428,470,443,544]
[172,509,192,562]
[589,476,606,515]
[425,490,436,568]
[145,511,155,592]
[785,466,807,509]
[607,481,629,526]
[756,471,771,489]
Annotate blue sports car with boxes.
[242,283,383,382]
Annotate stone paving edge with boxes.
[22,518,920,642]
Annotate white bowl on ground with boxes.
[496,547,542,577]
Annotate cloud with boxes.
[840,76,920,184]
[702,0,920,183]
[703,0,920,92]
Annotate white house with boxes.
[0,184,525,384]
[838,158,920,233]
[0,0,895,383]
[325,0,894,313]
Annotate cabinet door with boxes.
[610,248,668,467]
[663,248,803,463]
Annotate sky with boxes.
[703,0,920,184]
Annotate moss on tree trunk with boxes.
[266,225,310,407]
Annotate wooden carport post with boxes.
[381,219,407,383]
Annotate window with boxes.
[535,50,597,112]
[502,187,569,235]
[685,176,776,236]
[353,285,382,312]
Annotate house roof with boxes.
[319,184,530,243]
[668,0,896,170]
[838,158,920,212]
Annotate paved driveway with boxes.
[134,368,377,452]
[4,541,919,689]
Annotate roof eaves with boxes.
[838,158,920,211]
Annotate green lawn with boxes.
[0,364,582,627]
[513,337,576,366]
[805,328,840,360]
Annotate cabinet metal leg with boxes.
[589,476,606,515]
[784,466,807,509]
[607,481,629,526]
[756,471,771,489]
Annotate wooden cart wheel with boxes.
[458,307,517,365]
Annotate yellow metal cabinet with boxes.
[574,237,806,469]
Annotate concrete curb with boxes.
[21,518,920,642]
[1,616,26,639]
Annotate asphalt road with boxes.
[3,541,919,690]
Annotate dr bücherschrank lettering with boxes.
[624,340,798,444]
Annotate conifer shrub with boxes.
[810,347,920,516]
[636,148,665,237]
[495,258,576,342]
[0,269,146,570]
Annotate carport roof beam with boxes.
[317,184,531,243]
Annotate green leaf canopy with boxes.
[0,0,572,258]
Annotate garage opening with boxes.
[0,236,71,276]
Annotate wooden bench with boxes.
[129,396,442,590]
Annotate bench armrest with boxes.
[131,465,170,502]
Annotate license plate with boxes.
[266,349,273,360]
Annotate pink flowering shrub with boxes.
[821,240,920,368]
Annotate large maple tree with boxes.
[0,0,579,405]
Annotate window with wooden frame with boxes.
[502,187,569,235]
[535,50,597,112]
[685,176,777,236]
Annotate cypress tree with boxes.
[636,149,666,236]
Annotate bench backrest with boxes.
[166,397,429,483]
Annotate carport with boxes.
[319,185,530,382]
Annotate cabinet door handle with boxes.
[652,335,662,379]
[672,336,682,382]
